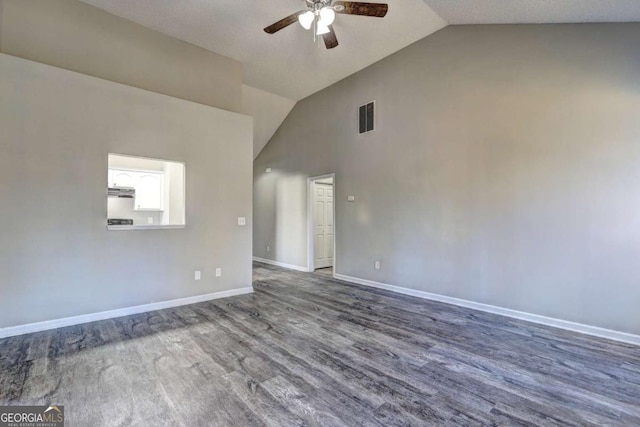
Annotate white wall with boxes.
[254,24,640,336]
[109,155,164,172]
[107,155,185,226]
[0,54,253,329]
[107,155,164,225]
[107,198,164,225]
[167,162,186,225]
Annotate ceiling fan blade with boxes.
[323,25,339,49]
[334,2,388,18]
[264,11,305,34]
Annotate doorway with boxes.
[307,174,335,276]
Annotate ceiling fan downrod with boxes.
[263,0,388,49]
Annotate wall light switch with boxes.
[267,245,270,252]
[215,268,222,277]
[347,196,355,202]
[238,217,246,226]
[147,217,154,224]
[374,261,381,270]
[194,270,202,280]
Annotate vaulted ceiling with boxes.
[79,0,640,101]
[78,0,640,157]
[426,0,640,25]
[79,0,446,101]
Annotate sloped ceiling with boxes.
[78,0,640,157]
[79,0,447,101]
[241,85,296,159]
[423,0,640,24]
[78,0,640,102]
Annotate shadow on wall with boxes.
[254,169,308,268]
[252,25,640,336]
[275,174,308,267]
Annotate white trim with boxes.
[109,166,165,175]
[307,173,337,277]
[107,224,186,231]
[334,274,640,346]
[0,287,253,339]
[253,257,311,272]
[107,153,186,168]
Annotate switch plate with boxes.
[267,245,270,252]
[266,168,272,173]
[194,270,201,280]
[215,268,222,277]
[347,196,355,202]
[374,261,381,270]
[238,217,246,226]
[147,217,154,224]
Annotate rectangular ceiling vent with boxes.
[358,101,375,135]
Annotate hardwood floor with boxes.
[314,267,333,277]
[1,262,639,426]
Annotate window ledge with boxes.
[107,224,185,231]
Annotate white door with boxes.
[314,182,334,269]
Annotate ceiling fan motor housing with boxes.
[264,1,388,49]
[305,0,344,12]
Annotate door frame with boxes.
[307,173,336,277]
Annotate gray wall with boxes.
[253,24,640,335]
[0,0,243,113]
[240,85,296,158]
[0,54,253,328]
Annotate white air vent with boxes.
[358,101,375,134]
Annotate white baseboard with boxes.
[0,286,254,339]
[334,274,640,346]
[253,257,310,272]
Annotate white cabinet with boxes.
[109,170,135,188]
[108,168,164,211]
[136,173,163,211]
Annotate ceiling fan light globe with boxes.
[319,8,336,26]
[316,22,330,35]
[298,11,314,30]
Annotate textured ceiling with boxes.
[79,0,446,101]
[423,0,640,24]
[78,0,640,101]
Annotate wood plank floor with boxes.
[1,262,639,426]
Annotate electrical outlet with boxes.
[147,217,154,224]
[238,217,246,226]
[347,195,355,202]
[194,270,201,280]
[374,261,381,270]
[266,168,272,173]
[215,268,222,277]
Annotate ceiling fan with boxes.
[264,1,389,49]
